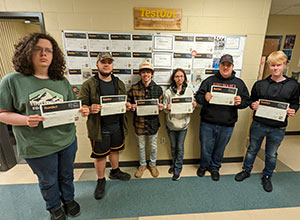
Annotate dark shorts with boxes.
[90,129,125,158]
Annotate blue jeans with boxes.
[167,128,187,174]
[200,121,234,171]
[26,137,77,211]
[243,120,286,176]
[136,132,158,166]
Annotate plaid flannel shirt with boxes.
[128,80,163,135]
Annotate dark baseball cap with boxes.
[220,54,233,64]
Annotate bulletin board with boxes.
[62,30,246,92]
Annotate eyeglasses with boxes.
[33,46,53,54]
[175,75,184,78]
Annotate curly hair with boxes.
[170,68,187,87]
[12,33,66,80]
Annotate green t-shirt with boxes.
[0,72,77,159]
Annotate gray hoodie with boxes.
[163,86,195,130]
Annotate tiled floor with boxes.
[1,136,300,219]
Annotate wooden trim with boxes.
[74,157,243,169]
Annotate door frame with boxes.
[0,12,45,33]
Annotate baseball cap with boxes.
[220,54,233,64]
[97,52,114,62]
[139,60,154,71]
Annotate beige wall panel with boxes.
[234,0,271,18]
[75,133,93,163]
[57,13,92,31]
[170,0,204,17]
[41,0,73,13]
[246,18,269,35]
[91,11,132,32]
[43,13,59,31]
[4,0,41,11]
[133,0,173,8]
[202,0,235,17]
[75,120,88,134]
[44,30,63,49]
[243,79,257,92]
[0,0,6,10]
[224,133,248,157]
[179,16,188,33]
[74,0,134,13]
[243,35,265,65]
[187,17,246,34]
[267,15,300,77]
[287,113,300,131]
[266,15,300,34]
[241,65,261,81]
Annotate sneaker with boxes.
[135,165,147,178]
[49,207,66,220]
[172,173,181,181]
[94,178,106,200]
[149,166,159,178]
[262,175,273,192]
[235,170,250,182]
[168,166,174,174]
[210,171,220,181]
[196,167,207,177]
[109,168,131,181]
[63,200,80,217]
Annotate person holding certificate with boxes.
[0,33,89,220]
[163,68,197,181]
[235,51,299,192]
[79,52,131,200]
[128,60,163,178]
[195,54,249,181]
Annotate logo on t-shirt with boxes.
[29,88,64,111]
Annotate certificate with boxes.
[132,34,153,52]
[152,69,172,85]
[110,34,132,52]
[66,51,90,69]
[64,32,88,51]
[209,85,237,106]
[153,52,173,68]
[40,100,81,128]
[171,97,193,114]
[255,99,289,122]
[153,35,173,51]
[100,95,127,116]
[136,99,159,116]
[173,53,192,69]
[88,33,110,51]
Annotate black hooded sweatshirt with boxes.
[251,75,299,128]
[196,70,250,127]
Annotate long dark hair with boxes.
[170,68,187,87]
[12,32,66,80]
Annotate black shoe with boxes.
[94,178,106,200]
[168,166,174,174]
[235,170,250,182]
[109,169,131,181]
[63,200,80,217]
[49,207,66,220]
[196,167,207,177]
[172,173,180,181]
[210,171,220,181]
[262,175,273,192]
